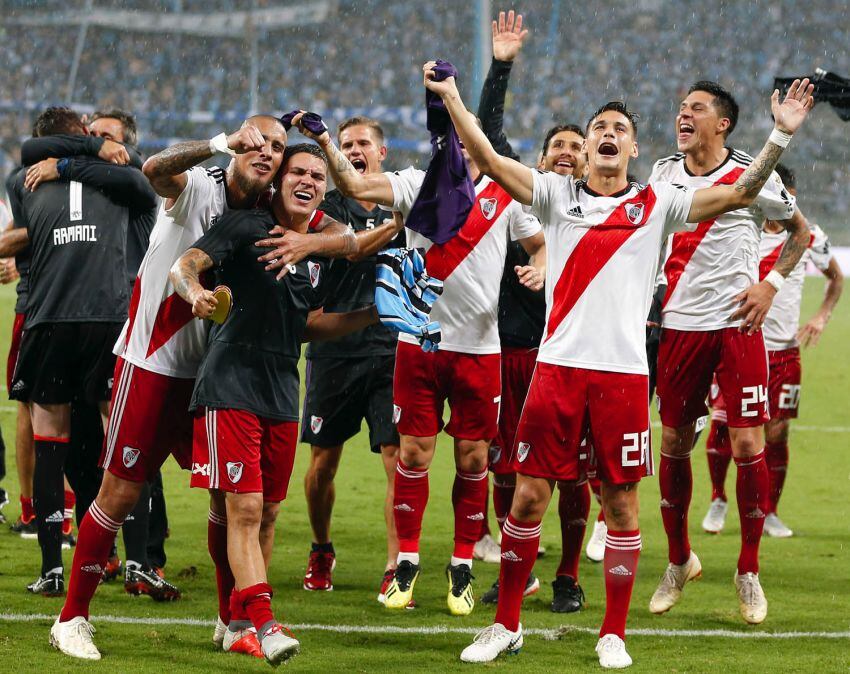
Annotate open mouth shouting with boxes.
[598,142,619,157]
[678,122,695,144]
[252,161,272,175]
[293,189,314,204]
[555,157,575,170]
[350,157,368,174]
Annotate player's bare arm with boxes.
[798,256,844,347]
[290,113,395,206]
[423,61,534,205]
[347,212,405,262]
[169,247,218,319]
[686,79,815,223]
[256,216,358,280]
[303,305,380,342]
[0,227,29,258]
[516,230,546,291]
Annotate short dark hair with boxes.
[283,143,328,167]
[688,80,739,136]
[91,108,138,146]
[338,116,385,144]
[541,124,585,156]
[33,106,85,137]
[774,163,795,190]
[586,102,639,138]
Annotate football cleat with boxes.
[377,568,395,604]
[473,533,501,564]
[223,626,264,658]
[212,616,227,648]
[303,550,336,591]
[481,573,540,605]
[763,513,793,538]
[10,515,38,539]
[124,565,181,601]
[260,623,300,666]
[101,555,123,583]
[0,488,8,524]
[649,552,702,614]
[384,560,419,609]
[702,498,728,534]
[735,571,768,624]
[596,633,632,669]
[61,531,77,550]
[28,571,64,597]
[586,519,607,562]
[460,622,523,663]
[446,563,475,616]
[50,616,101,660]
[551,575,585,613]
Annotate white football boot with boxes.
[586,519,607,562]
[735,571,768,624]
[460,623,523,663]
[701,498,728,534]
[596,634,632,669]
[49,616,101,660]
[649,552,702,614]
[763,513,793,538]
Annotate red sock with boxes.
[452,468,489,559]
[229,589,249,621]
[494,515,541,632]
[208,510,233,624]
[764,441,789,514]
[238,582,275,634]
[492,478,515,531]
[20,495,35,523]
[659,453,692,565]
[480,478,492,537]
[393,461,429,554]
[735,451,768,574]
[62,489,76,535]
[556,480,590,580]
[706,420,732,501]
[600,529,641,639]
[59,502,123,621]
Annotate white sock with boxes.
[397,551,420,565]
[450,556,472,569]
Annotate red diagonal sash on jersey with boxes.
[145,270,213,358]
[662,167,744,307]
[424,181,512,280]
[544,185,658,342]
[758,231,814,281]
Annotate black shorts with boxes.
[10,321,122,405]
[301,354,399,453]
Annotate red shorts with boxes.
[101,357,194,482]
[191,407,298,502]
[768,347,802,420]
[490,347,537,475]
[7,312,25,393]
[392,340,501,441]
[657,328,769,429]
[512,363,652,485]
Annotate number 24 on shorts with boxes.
[741,385,768,418]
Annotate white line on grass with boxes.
[649,421,850,433]
[2,613,849,639]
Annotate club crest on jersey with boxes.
[310,415,323,433]
[392,405,402,424]
[479,197,498,220]
[625,203,646,226]
[489,444,502,465]
[226,461,244,484]
[122,446,140,468]
[517,442,531,463]
[308,261,321,288]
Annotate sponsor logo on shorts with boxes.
[517,442,531,463]
[226,461,244,484]
[393,503,414,512]
[45,510,64,523]
[192,462,210,477]
[122,446,140,468]
[489,445,502,465]
[480,197,498,220]
[625,203,645,226]
[466,512,485,521]
[81,563,103,574]
[11,379,25,392]
[608,564,633,576]
[392,405,402,424]
[308,261,321,288]
[310,415,323,434]
[695,416,708,433]
[746,507,765,519]
[501,550,522,562]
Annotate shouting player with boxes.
[649,82,811,625]
[426,64,813,667]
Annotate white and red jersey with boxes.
[531,171,695,375]
[651,149,796,331]
[760,224,832,351]
[115,166,228,379]
[385,167,541,354]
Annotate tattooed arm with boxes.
[771,208,811,278]
[687,79,814,223]
[169,248,217,319]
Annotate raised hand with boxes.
[771,78,815,135]
[227,124,266,154]
[492,10,528,62]
[422,61,458,98]
[290,112,330,145]
[98,139,130,165]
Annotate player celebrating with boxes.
[649,82,811,625]
[290,92,546,616]
[701,164,843,538]
[425,64,813,667]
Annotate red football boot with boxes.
[303,550,336,591]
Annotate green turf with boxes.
[0,279,848,672]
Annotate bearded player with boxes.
[427,63,813,667]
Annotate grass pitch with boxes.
[0,279,848,672]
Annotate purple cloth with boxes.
[404,60,475,245]
[279,110,329,136]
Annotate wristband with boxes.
[56,158,71,178]
[209,132,236,157]
[768,128,792,148]
[765,269,785,292]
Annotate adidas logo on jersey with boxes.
[501,550,522,562]
[226,461,244,484]
[608,564,633,576]
[466,512,485,521]
[81,563,103,574]
[517,442,531,463]
[567,205,584,219]
[123,446,140,468]
[746,508,765,519]
[45,510,64,523]
[393,503,414,512]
